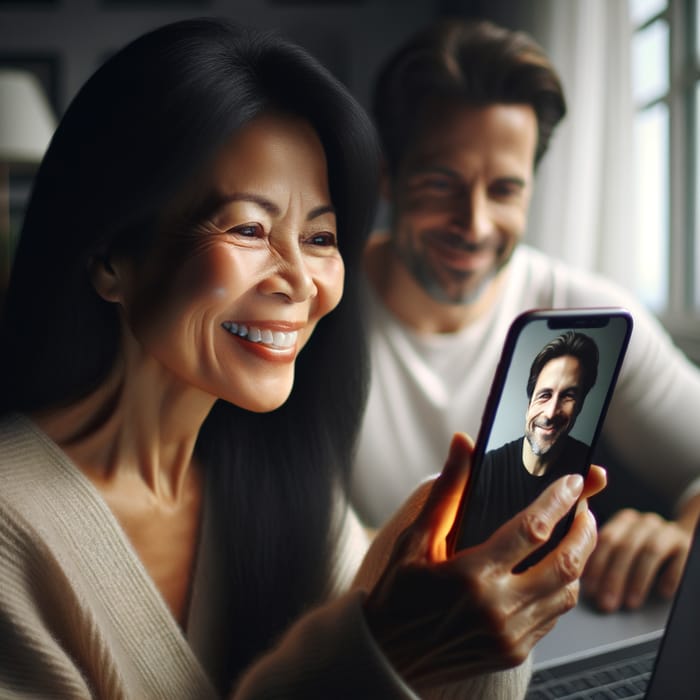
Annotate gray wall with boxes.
[0,0,462,117]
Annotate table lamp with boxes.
[0,68,56,298]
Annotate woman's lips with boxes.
[221,321,302,362]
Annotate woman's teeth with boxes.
[222,321,298,348]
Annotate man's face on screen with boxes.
[525,355,583,458]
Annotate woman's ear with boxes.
[88,255,127,303]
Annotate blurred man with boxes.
[351,17,700,612]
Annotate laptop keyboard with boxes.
[526,639,660,699]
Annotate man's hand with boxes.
[582,508,694,611]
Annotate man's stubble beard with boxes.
[391,225,513,306]
[525,416,573,461]
[526,431,558,458]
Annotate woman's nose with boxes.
[258,243,317,302]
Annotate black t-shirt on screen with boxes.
[458,435,590,566]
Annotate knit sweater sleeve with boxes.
[231,492,532,699]
[231,547,531,700]
[232,589,420,699]
[0,500,103,698]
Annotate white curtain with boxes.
[511,0,638,293]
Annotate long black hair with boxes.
[0,18,379,689]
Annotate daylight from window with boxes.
[629,0,667,25]
[630,1,669,311]
[634,104,669,310]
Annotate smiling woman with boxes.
[0,18,379,696]
[0,16,602,700]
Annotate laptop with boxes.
[526,520,700,699]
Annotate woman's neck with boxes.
[30,343,215,503]
[30,344,212,627]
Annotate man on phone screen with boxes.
[459,331,599,550]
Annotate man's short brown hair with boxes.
[372,18,566,175]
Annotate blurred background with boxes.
[0,0,698,360]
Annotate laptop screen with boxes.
[646,519,700,699]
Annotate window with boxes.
[629,0,699,338]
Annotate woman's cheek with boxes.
[318,256,345,316]
[185,244,239,291]
[297,257,344,353]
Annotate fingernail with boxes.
[565,474,584,497]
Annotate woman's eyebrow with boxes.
[307,204,335,220]
[207,193,335,221]
[214,192,280,216]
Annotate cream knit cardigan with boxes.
[0,413,528,699]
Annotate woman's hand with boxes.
[361,432,605,692]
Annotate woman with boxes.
[0,18,602,698]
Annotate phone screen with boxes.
[450,308,633,569]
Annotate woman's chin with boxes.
[226,389,293,414]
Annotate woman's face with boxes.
[120,113,344,412]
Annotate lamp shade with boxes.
[0,69,56,164]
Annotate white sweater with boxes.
[351,244,700,527]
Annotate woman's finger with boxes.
[414,432,474,559]
[582,464,607,499]
[477,473,586,572]
[519,507,598,601]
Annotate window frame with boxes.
[633,0,700,359]
[632,0,700,361]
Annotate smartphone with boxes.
[448,308,633,570]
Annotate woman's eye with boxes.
[230,223,263,238]
[307,231,337,247]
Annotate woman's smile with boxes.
[221,320,303,362]
[221,321,299,349]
